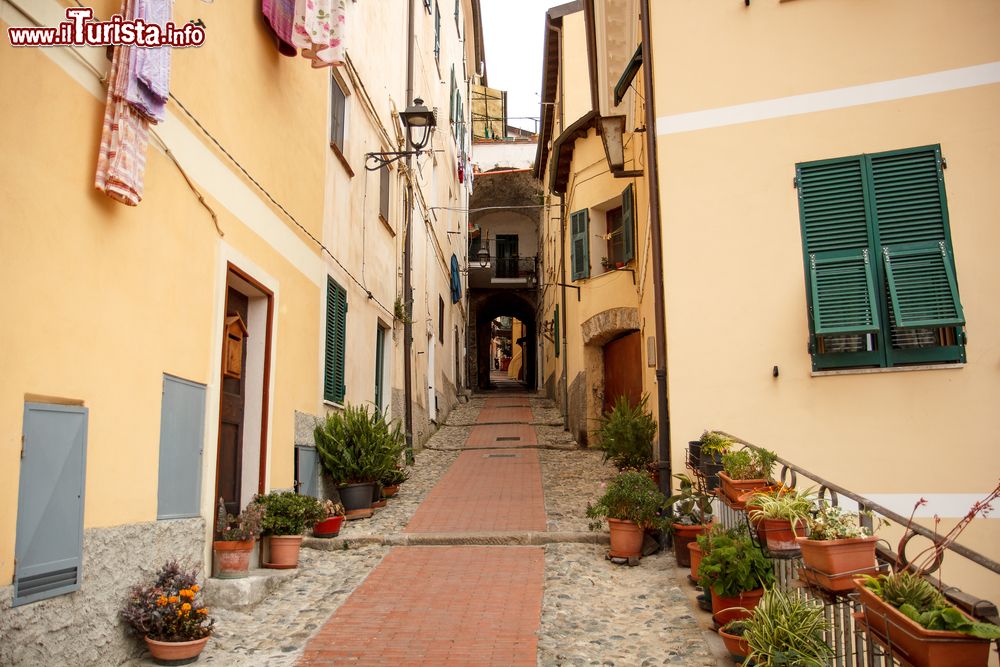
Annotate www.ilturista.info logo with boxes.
[7,7,205,48]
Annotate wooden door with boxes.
[495,234,518,278]
[217,288,248,517]
[603,331,642,414]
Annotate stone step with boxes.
[303,530,610,551]
[202,567,299,612]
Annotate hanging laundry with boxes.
[262,0,299,57]
[291,0,347,68]
[95,0,150,206]
[124,0,171,122]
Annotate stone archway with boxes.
[469,291,538,391]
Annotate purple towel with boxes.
[263,0,298,56]
[125,0,170,122]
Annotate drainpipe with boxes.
[559,193,569,427]
[402,0,415,464]
[640,0,672,500]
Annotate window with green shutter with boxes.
[621,183,635,264]
[570,209,590,281]
[434,1,441,63]
[324,277,348,403]
[796,144,965,371]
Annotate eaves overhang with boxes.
[548,109,599,195]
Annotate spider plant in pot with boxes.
[595,395,656,473]
[796,504,884,592]
[854,483,1000,667]
[665,473,713,568]
[743,586,834,667]
[746,487,815,554]
[586,470,669,560]
[697,431,732,491]
[697,532,775,625]
[719,446,777,505]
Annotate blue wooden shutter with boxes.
[450,254,461,303]
[157,375,206,519]
[797,157,880,336]
[868,147,964,329]
[15,403,88,606]
[570,210,590,281]
[621,183,635,263]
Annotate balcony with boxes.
[469,255,537,290]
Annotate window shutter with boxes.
[324,278,338,402]
[157,375,206,519]
[570,210,590,281]
[868,147,964,329]
[374,326,385,412]
[334,285,347,404]
[450,66,456,123]
[554,304,560,357]
[621,184,635,263]
[434,1,441,60]
[15,404,88,606]
[797,158,879,335]
[380,166,390,222]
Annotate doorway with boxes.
[427,332,437,422]
[603,331,642,414]
[495,234,518,278]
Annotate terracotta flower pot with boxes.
[313,515,345,538]
[853,579,991,667]
[710,588,765,627]
[145,636,209,665]
[719,472,769,504]
[714,616,751,661]
[212,540,254,579]
[759,518,806,553]
[382,484,400,498]
[372,498,387,509]
[265,535,303,569]
[671,522,710,568]
[607,518,644,559]
[688,542,703,583]
[797,535,877,592]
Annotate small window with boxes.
[439,296,445,344]
[330,79,347,154]
[379,166,390,223]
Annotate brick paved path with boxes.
[299,397,547,665]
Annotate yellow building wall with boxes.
[649,0,1000,601]
[560,12,591,127]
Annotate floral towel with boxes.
[291,0,346,67]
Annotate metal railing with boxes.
[697,431,999,666]
[491,255,537,281]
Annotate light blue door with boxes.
[157,374,206,519]
[295,446,320,499]
[14,403,88,606]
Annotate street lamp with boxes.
[365,97,437,170]
[598,114,642,178]
[477,246,490,268]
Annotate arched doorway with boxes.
[470,291,538,391]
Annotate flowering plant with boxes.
[120,561,213,642]
[807,505,883,541]
[322,499,345,518]
[215,497,265,542]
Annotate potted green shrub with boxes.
[312,500,346,538]
[743,586,834,667]
[212,498,264,579]
[380,466,410,498]
[586,470,668,560]
[746,487,815,553]
[796,505,881,592]
[252,491,325,569]
[314,403,405,517]
[697,532,774,625]
[697,431,732,491]
[719,446,777,504]
[665,473,713,568]
[121,561,214,665]
[595,395,657,473]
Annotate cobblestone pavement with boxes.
[125,392,724,666]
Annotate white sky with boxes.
[479,0,568,134]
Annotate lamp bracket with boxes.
[365,150,424,171]
[554,283,582,301]
[611,169,643,179]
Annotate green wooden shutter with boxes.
[374,326,385,411]
[621,184,635,263]
[324,278,348,404]
[868,146,964,329]
[797,157,879,336]
[450,66,456,123]
[570,209,590,281]
[553,304,560,358]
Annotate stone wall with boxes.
[568,371,589,448]
[0,517,205,666]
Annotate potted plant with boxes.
[697,431,731,491]
[595,395,657,473]
[586,469,668,560]
[212,498,264,579]
[665,473,714,568]
[743,586,834,667]
[717,619,751,663]
[719,446,777,504]
[796,505,881,592]
[314,403,405,518]
[312,499,346,538]
[380,466,410,497]
[746,487,815,553]
[121,561,214,665]
[252,491,326,569]
[600,256,612,270]
[697,532,774,625]
[690,524,735,586]
[854,485,1000,667]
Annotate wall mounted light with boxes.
[365,98,437,170]
[598,114,642,178]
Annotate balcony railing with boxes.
[690,431,999,667]
[469,255,537,288]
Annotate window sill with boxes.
[323,399,345,410]
[330,143,355,178]
[379,214,395,236]
[811,363,965,378]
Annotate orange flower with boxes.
[176,610,182,617]
[198,608,208,615]
[180,589,194,599]
[181,603,192,612]
[191,585,200,593]
[168,596,179,604]
[156,596,168,606]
